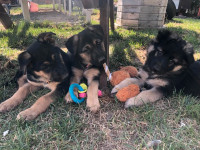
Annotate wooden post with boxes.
[85,9,91,23]
[0,3,13,29]
[100,0,109,64]
[53,0,55,10]
[110,0,115,31]
[20,0,30,21]
[100,0,109,89]
[58,0,61,12]
[69,0,71,15]
[64,0,67,14]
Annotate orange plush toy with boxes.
[103,63,140,102]
[120,66,138,78]
[110,70,130,86]
[116,84,140,102]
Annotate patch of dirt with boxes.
[134,49,147,65]
[30,9,81,24]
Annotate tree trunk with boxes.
[99,0,109,89]
[0,3,13,29]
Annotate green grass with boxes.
[38,4,55,9]
[109,18,200,70]
[0,10,200,150]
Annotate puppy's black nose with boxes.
[98,56,106,63]
[153,64,161,72]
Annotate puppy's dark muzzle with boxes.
[153,64,161,72]
[98,56,106,64]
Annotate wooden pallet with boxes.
[116,0,168,28]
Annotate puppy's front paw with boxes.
[17,108,38,120]
[64,92,75,103]
[111,85,120,94]
[87,98,100,113]
[0,100,18,112]
[125,97,144,108]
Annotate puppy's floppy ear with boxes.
[18,51,31,74]
[65,35,78,54]
[156,30,171,42]
[37,32,56,45]
[88,25,104,37]
[183,43,195,65]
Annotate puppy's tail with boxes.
[37,32,56,45]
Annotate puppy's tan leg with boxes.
[17,75,28,87]
[111,78,144,93]
[84,68,100,113]
[0,83,39,112]
[17,91,56,120]
[125,88,163,107]
[64,68,83,103]
[86,80,100,113]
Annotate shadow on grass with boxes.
[167,27,200,52]
[109,29,157,70]
[0,19,84,49]
[0,21,34,49]
[109,26,200,71]
[165,18,184,24]
[0,54,18,101]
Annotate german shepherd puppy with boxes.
[112,30,200,107]
[0,32,72,120]
[64,25,106,112]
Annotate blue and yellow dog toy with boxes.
[69,83,87,104]
[69,83,102,104]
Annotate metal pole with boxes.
[58,0,62,12]
[69,0,71,15]
[64,0,67,14]
[20,0,30,21]
[53,0,55,10]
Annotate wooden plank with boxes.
[115,23,138,29]
[20,0,30,21]
[142,0,168,6]
[117,13,165,22]
[118,0,142,6]
[139,13,165,21]
[117,5,140,13]
[116,0,168,28]
[116,18,138,26]
[139,20,164,28]
[99,0,109,89]
[117,12,139,20]
[140,6,167,13]
[0,3,13,29]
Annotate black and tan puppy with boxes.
[64,25,106,112]
[112,30,200,107]
[0,32,72,120]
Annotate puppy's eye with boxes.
[82,45,90,52]
[43,61,50,65]
[96,40,101,46]
[156,51,163,56]
[169,59,174,66]
[41,62,50,69]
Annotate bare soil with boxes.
[30,9,81,24]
